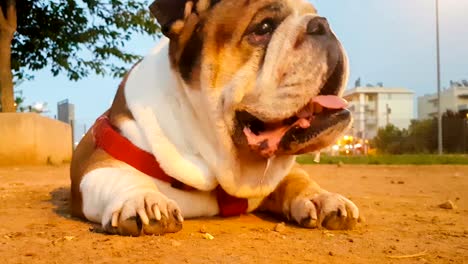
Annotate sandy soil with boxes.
[0,164,467,264]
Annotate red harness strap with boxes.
[92,115,248,217]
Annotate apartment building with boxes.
[343,86,415,139]
[418,83,468,119]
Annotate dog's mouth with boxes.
[233,95,351,158]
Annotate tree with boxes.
[373,111,468,154]
[0,0,16,112]
[442,110,468,153]
[0,89,25,112]
[404,119,436,153]
[373,124,407,154]
[0,0,160,113]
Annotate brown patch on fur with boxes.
[108,63,140,125]
[184,1,194,19]
[259,165,321,216]
[166,0,318,90]
[172,13,204,88]
[294,33,305,49]
[171,20,186,35]
[158,0,316,89]
[70,130,94,218]
[196,0,210,13]
[70,64,138,218]
[201,0,293,89]
[70,137,125,218]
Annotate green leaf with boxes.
[12,0,161,82]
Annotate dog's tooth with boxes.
[262,156,275,184]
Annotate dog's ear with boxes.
[149,0,186,36]
[149,0,220,37]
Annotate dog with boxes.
[70,0,359,236]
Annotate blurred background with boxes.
[1,0,467,162]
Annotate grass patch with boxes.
[297,154,468,165]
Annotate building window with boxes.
[387,94,392,100]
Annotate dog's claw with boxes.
[291,192,359,230]
[111,211,119,227]
[103,192,183,236]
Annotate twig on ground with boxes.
[386,250,428,259]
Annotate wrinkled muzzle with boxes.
[233,15,352,158]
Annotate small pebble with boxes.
[439,200,456,210]
[202,233,214,240]
[171,240,182,247]
[199,225,207,233]
[397,181,405,184]
[328,251,334,256]
[322,231,334,238]
[64,236,75,241]
[274,222,286,233]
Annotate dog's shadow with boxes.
[48,187,284,231]
[49,187,76,219]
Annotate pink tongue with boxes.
[243,118,310,158]
[243,95,348,158]
[312,95,348,109]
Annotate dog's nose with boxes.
[306,17,330,36]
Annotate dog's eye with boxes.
[255,20,274,36]
[247,19,276,45]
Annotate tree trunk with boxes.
[0,0,17,113]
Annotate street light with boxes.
[435,0,443,155]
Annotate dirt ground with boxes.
[0,165,467,264]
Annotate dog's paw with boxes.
[290,192,359,230]
[103,192,183,236]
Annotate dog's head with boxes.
[150,0,351,159]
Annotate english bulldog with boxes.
[70,0,359,236]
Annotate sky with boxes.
[19,0,468,135]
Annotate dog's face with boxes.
[151,0,351,159]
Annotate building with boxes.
[418,83,468,119]
[57,99,75,124]
[343,86,415,139]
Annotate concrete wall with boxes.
[0,113,72,165]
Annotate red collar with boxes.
[92,115,248,217]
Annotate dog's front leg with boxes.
[259,165,359,230]
[79,165,183,236]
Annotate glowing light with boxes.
[332,145,339,151]
[343,135,350,140]
[355,143,362,148]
